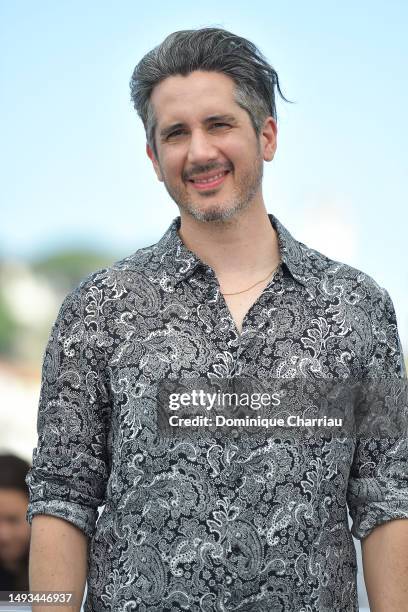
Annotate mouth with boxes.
[187,170,230,191]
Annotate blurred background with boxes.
[1,1,407,609]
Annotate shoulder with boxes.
[48,244,160,340]
[299,243,405,373]
[299,240,390,308]
[48,247,159,358]
[63,244,159,303]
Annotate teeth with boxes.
[193,172,226,184]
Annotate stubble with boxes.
[160,148,264,225]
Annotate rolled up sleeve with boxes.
[347,287,408,540]
[25,278,111,539]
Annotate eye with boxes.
[212,122,230,129]
[167,129,185,139]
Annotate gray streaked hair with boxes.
[129,27,292,158]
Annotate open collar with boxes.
[142,213,322,291]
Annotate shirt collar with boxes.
[143,213,319,291]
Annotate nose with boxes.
[187,128,218,166]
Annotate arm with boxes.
[29,515,88,612]
[25,276,111,604]
[346,287,408,606]
[362,518,408,611]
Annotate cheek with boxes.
[220,141,247,167]
[160,151,185,180]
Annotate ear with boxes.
[261,117,277,162]
[146,143,164,181]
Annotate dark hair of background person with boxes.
[0,455,30,495]
[129,27,293,159]
[0,454,31,591]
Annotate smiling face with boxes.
[146,70,277,223]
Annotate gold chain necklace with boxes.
[220,261,281,296]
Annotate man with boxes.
[26,28,408,611]
[0,454,31,590]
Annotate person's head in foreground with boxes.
[130,27,290,227]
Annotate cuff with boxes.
[26,500,97,539]
[349,500,408,540]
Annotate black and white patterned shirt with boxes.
[26,214,407,611]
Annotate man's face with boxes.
[146,70,277,222]
[0,489,30,565]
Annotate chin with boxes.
[185,202,240,223]
[189,208,236,221]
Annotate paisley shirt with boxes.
[26,214,408,611]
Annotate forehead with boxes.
[150,70,244,126]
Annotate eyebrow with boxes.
[159,114,238,139]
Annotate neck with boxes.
[178,200,280,284]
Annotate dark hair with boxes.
[0,454,30,497]
[129,27,292,157]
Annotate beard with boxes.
[160,150,264,224]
